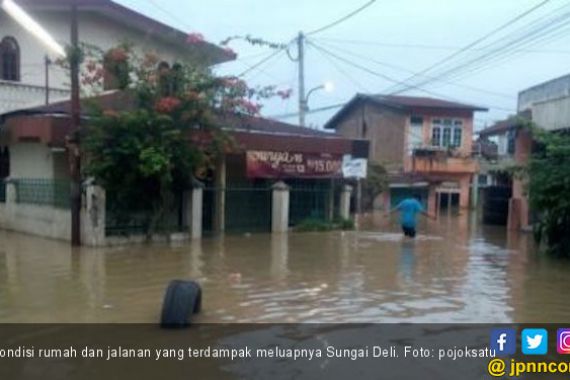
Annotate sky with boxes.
[116,0,570,131]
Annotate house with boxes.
[0,91,368,244]
[324,94,487,215]
[0,0,233,114]
[491,73,570,231]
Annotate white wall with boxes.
[532,96,570,131]
[1,8,217,113]
[9,143,56,179]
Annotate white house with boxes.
[0,0,233,243]
[0,0,233,113]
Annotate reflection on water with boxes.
[0,213,569,323]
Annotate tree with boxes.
[526,127,570,257]
[77,44,287,235]
[361,162,388,211]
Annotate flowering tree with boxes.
[77,44,290,235]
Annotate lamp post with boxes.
[2,0,81,245]
[299,81,334,128]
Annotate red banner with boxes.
[246,150,343,179]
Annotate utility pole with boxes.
[297,31,306,127]
[44,55,50,105]
[69,2,81,246]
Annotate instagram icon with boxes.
[557,329,570,354]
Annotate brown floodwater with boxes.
[0,212,569,323]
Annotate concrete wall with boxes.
[8,142,68,179]
[532,96,570,131]
[518,73,570,112]
[335,102,407,171]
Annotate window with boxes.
[409,116,423,153]
[0,37,20,81]
[432,126,441,146]
[431,118,464,148]
[442,127,451,147]
[452,127,462,147]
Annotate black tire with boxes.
[160,280,202,328]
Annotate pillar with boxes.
[185,178,203,240]
[339,184,353,220]
[459,176,471,208]
[213,155,226,234]
[272,181,289,233]
[326,179,335,221]
[471,175,479,209]
[427,185,437,216]
[81,184,106,246]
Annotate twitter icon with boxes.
[522,329,548,355]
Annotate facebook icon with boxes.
[490,328,516,356]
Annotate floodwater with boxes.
[0,212,569,323]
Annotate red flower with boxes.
[154,96,182,113]
[276,88,293,100]
[186,32,205,44]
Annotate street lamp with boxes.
[299,81,334,128]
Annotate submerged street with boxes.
[0,213,568,324]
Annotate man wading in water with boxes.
[387,194,435,238]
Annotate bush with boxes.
[295,217,355,232]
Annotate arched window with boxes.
[0,37,20,81]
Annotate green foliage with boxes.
[362,162,388,211]
[81,45,282,235]
[527,127,570,257]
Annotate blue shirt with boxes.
[396,198,424,228]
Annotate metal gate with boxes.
[289,179,333,226]
[483,185,512,225]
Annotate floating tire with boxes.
[160,280,202,328]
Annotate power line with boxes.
[236,46,288,78]
[387,0,554,93]
[306,0,378,36]
[316,37,570,54]
[314,38,515,99]
[307,39,516,113]
[394,3,570,92]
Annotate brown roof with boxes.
[0,91,342,139]
[15,0,234,65]
[371,94,487,111]
[324,93,488,129]
[478,111,531,137]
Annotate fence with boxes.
[225,187,272,233]
[105,192,186,236]
[14,178,70,208]
[289,179,334,225]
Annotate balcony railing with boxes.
[0,80,70,114]
[411,147,479,174]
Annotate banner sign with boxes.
[246,150,343,178]
[342,155,368,179]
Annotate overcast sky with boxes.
[117,0,570,130]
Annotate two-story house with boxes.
[324,94,487,215]
[0,0,233,114]
[0,0,233,242]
